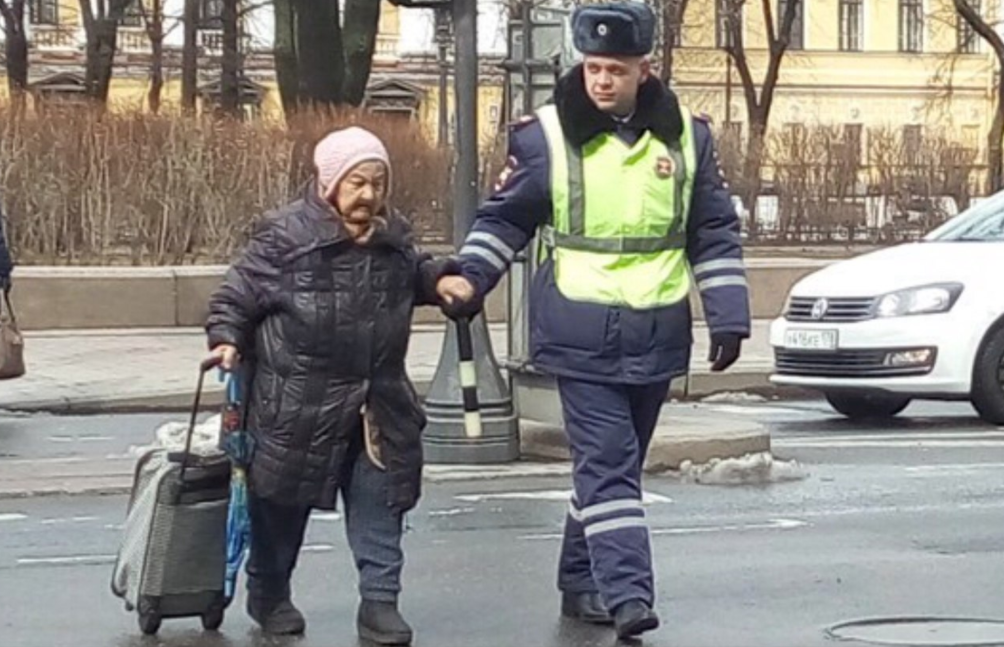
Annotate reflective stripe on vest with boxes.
[537,104,698,309]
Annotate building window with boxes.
[120,0,143,28]
[844,124,863,165]
[957,0,981,54]
[899,0,924,53]
[716,0,741,50]
[200,0,224,28]
[903,125,923,163]
[839,0,863,52]
[28,0,58,25]
[777,0,803,50]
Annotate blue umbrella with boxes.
[220,372,254,603]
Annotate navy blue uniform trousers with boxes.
[556,376,671,612]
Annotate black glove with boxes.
[441,293,483,321]
[708,333,743,372]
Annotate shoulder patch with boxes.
[493,155,519,193]
[508,114,538,131]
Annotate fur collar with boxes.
[553,64,684,148]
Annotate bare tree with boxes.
[0,0,28,115]
[138,0,169,113]
[953,0,1004,192]
[721,0,802,239]
[272,0,298,114]
[78,0,136,104]
[659,0,691,83]
[181,0,198,114]
[220,0,240,115]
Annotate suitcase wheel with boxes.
[202,606,225,632]
[138,610,162,635]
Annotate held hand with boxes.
[209,344,240,371]
[707,333,742,373]
[436,275,475,305]
[436,275,481,320]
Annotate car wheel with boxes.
[971,325,1004,425]
[825,392,912,420]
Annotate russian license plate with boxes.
[784,329,838,351]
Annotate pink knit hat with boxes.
[313,126,392,199]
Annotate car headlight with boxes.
[874,283,964,318]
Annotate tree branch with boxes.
[954,0,1004,60]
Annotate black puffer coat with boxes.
[206,183,456,511]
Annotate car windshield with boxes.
[925,191,1004,242]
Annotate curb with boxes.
[0,369,812,416]
[520,416,770,473]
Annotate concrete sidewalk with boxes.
[0,321,776,414]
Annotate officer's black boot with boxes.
[613,600,660,639]
[561,591,614,625]
[357,599,413,645]
[247,595,306,636]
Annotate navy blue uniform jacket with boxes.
[458,67,751,384]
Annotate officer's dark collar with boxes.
[553,64,684,149]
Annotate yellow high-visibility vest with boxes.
[537,103,697,309]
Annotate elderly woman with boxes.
[206,127,458,645]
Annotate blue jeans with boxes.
[247,449,405,603]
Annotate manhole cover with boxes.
[827,617,1004,646]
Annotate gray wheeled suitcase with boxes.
[111,358,233,635]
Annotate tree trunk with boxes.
[341,0,381,106]
[660,0,689,84]
[181,0,199,114]
[988,70,1004,193]
[3,26,28,116]
[743,111,767,241]
[220,0,240,116]
[295,0,344,107]
[273,0,300,117]
[146,0,164,114]
[84,17,120,104]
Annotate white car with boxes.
[769,192,1004,424]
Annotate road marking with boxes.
[40,516,99,525]
[0,513,27,522]
[904,463,1004,473]
[777,440,1004,448]
[301,544,335,553]
[17,554,117,566]
[428,507,476,517]
[424,463,573,482]
[519,518,808,541]
[455,490,673,505]
[651,518,808,535]
[310,512,342,522]
[778,431,1004,443]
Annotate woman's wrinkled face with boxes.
[332,161,388,230]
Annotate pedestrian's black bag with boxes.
[110,358,232,635]
[0,287,24,380]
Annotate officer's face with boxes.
[583,55,650,116]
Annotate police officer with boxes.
[436,1,750,639]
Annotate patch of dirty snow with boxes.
[700,392,768,404]
[678,452,806,485]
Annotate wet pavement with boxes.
[1,400,1003,647]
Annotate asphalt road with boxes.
[1,400,1003,647]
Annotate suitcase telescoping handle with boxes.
[176,355,225,488]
